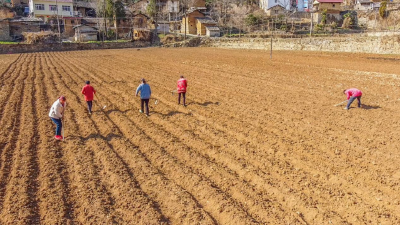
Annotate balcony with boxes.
[73,11,83,17]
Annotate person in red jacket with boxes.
[343,88,362,110]
[81,81,96,114]
[177,75,188,106]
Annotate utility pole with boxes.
[114,0,117,41]
[56,0,61,43]
[104,0,107,41]
[310,12,313,37]
[184,5,186,40]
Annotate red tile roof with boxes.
[316,0,343,2]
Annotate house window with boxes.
[332,4,335,7]
[49,5,57,11]
[62,5,71,11]
[35,4,44,10]
[275,9,279,13]
[275,0,277,3]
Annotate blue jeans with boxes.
[51,118,62,136]
[346,96,361,108]
[87,101,93,113]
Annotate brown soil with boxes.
[0,48,400,224]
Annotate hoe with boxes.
[334,100,348,107]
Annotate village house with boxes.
[0,17,42,41]
[29,0,74,21]
[180,10,219,36]
[181,10,204,34]
[133,13,150,28]
[157,0,180,21]
[73,24,97,41]
[63,17,81,37]
[9,17,42,40]
[73,0,96,17]
[265,4,286,16]
[259,0,304,12]
[355,0,374,10]
[195,17,217,36]
[205,26,220,37]
[313,0,343,24]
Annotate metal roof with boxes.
[205,26,220,31]
[195,17,216,24]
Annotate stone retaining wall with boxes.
[0,41,151,54]
[201,36,400,54]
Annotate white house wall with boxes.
[260,0,304,12]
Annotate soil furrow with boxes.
[35,52,76,224]
[0,54,31,212]
[65,49,400,223]
[50,51,218,224]
[46,52,170,224]
[43,52,117,224]
[0,54,40,224]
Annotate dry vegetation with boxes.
[0,48,400,224]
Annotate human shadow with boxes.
[189,101,220,106]
[362,105,381,110]
[151,111,186,117]
[105,109,132,115]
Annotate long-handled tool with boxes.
[334,100,348,107]
[95,93,107,109]
[63,102,66,141]
[62,119,65,141]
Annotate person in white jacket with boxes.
[49,96,66,140]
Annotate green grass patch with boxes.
[0,41,20,44]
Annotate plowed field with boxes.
[0,48,400,225]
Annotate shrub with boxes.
[379,0,387,18]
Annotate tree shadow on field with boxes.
[189,101,220,107]
[69,133,122,142]
[362,104,381,110]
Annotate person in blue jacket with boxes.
[135,78,152,116]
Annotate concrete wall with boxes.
[201,35,400,54]
[0,41,150,54]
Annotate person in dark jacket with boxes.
[135,78,152,116]
[81,81,96,114]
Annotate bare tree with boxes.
[230,4,249,37]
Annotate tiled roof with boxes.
[195,17,216,24]
[315,0,343,3]
[205,26,219,31]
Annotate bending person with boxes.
[49,96,66,140]
[344,88,362,110]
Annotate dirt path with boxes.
[0,48,399,224]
